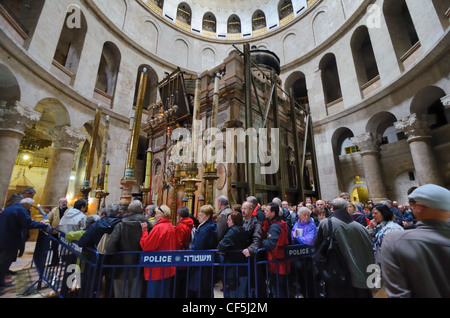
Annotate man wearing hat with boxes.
[380,184,450,298]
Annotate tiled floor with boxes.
[0,241,55,298]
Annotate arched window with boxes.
[133,65,159,111]
[319,53,342,105]
[95,42,121,105]
[278,0,293,20]
[227,14,241,34]
[0,0,45,46]
[202,12,216,33]
[351,26,379,88]
[285,71,308,106]
[53,7,88,79]
[149,0,164,9]
[252,10,266,31]
[176,2,191,26]
[410,86,449,130]
[384,0,420,68]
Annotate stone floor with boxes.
[0,241,55,298]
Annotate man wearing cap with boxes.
[381,184,450,298]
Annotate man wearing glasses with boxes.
[380,184,450,298]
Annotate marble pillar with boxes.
[394,113,444,186]
[40,125,87,208]
[0,101,41,207]
[351,132,387,203]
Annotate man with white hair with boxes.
[381,184,450,298]
[0,198,48,290]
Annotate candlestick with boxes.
[144,148,151,188]
[104,160,110,193]
[191,74,201,163]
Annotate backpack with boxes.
[315,217,349,285]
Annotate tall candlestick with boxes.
[125,68,148,179]
[104,161,110,193]
[212,73,220,129]
[191,74,201,163]
[84,105,102,185]
[144,148,151,188]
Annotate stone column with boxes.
[0,101,41,207]
[394,113,444,186]
[40,125,87,208]
[351,132,387,203]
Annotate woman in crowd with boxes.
[188,204,218,298]
[218,211,250,298]
[291,207,318,245]
[140,205,176,298]
[367,204,404,265]
[348,201,368,226]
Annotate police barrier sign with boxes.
[139,250,215,266]
[285,245,315,258]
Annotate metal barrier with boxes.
[24,228,99,298]
[27,229,318,298]
[254,245,317,298]
[94,249,252,298]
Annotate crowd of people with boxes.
[0,184,449,298]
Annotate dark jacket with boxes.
[77,215,121,249]
[191,218,218,250]
[189,218,218,297]
[243,216,262,255]
[0,204,47,250]
[105,213,150,265]
[218,225,250,263]
[252,205,265,223]
[315,208,374,289]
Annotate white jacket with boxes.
[59,208,87,234]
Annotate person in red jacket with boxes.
[262,202,291,298]
[175,206,194,250]
[140,205,176,298]
[174,206,194,297]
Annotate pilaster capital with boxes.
[0,101,41,133]
[394,113,430,142]
[49,125,87,151]
[351,132,380,154]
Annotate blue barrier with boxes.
[23,228,99,298]
[28,229,318,298]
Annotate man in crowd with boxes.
[315,197,374,298]
[216,195,233,241]
[261,202,290,297]
[381,184,450,298]
[0,198,48,291]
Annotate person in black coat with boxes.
[188,204,218,298]
[77,203,122,249]
[0,198,48,289]
[218,211,251,298]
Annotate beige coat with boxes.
[47,206,72,234]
